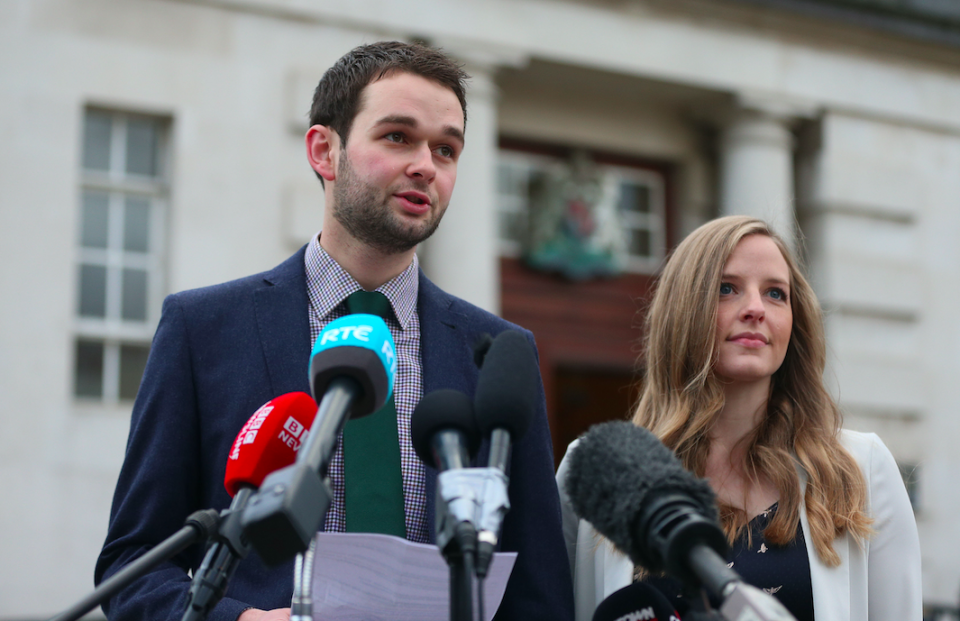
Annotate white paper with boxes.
[308,532,516,621]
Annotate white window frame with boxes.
[496,148,667,274]
[74,108,169,404]
[602,164,667,274]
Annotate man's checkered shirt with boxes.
[304,234,428,543]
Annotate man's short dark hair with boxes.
[309,41,469,145]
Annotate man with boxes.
[96,41,574,621]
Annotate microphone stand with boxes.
[49,509,220,621]
[436,469,487,621]
[181,489,254,621]
[290,536,317,621]
[242,378,357,565]
[439,517,476,621]
[642,496,797,621]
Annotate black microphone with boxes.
[50,510,220,621]
[593,582,681,621]
[411,388,482,621]
[473,329,537,577]
[472,332,494,368]
[564,421,796,621]
[411,388,482,551]
[412,388,481,473]
[241,315,396,566]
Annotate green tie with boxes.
[342,290,407,537]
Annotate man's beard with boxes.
[332,152,446,255]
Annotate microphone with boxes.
[564,421,796,621]
[412,388,482,472]
[411,388,482,621]
[472,332,494,368]
[592,582,681,621]
[224,392,319,495]
[472,329,537,577]
[50,510,220,621]
[242,314,397,566]
[411,389,482,550]
[182,392,318,621]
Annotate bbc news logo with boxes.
[227,403,311,460]
[228,404,274,461]
[279,416,309,451]
[611,607,662,621]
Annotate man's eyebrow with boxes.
[442,125,465,145]
[374,115,465,144]
[375,115,418,129]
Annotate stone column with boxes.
[418,44,526,315]
[719,99,802,245]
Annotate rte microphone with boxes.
[182,392,318,621]
[564,421,796,621]
[473,329,537,578]
[593,582,681,621]
[242,314,396,566]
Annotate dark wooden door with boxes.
[500,257,656,468]
[553,366,641,467]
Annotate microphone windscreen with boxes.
[473,333,494,368]
[309,314,396,418]
[563,421,718,569]
[411,389,481,465]
[593,582,681,621]
[474,329,537,439]
[224,392,318,496]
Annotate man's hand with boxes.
[238,608,291,621]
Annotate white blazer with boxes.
[555,430,922,621]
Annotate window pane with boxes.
[124,196,151,252]
[497,163,526,196]
[119,344,150,400]
[83,111,112,171]
[75,340,104,398]
[81,191,110,248]
[500,211,526,245]
[627,229,651,258]
[126,118,159,177]
[121,268,148,321]
[618,182,650,214]
[79,264,107,317]
[899,462,921,510]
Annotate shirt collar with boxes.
[304,232,419,329]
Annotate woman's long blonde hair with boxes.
[632,216,872,567]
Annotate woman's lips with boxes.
[728,332,768,348]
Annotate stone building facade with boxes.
[2,0,959,616]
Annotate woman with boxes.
[556,216,921,621]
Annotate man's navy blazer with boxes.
[96,247,574,621]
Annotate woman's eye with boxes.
[719,283,733,295]
[769,288,787,301]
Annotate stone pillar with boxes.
[419,45,526,314]
[719,101,799,245]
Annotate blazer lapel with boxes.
[417,271,481,541]
[252,247,313,398]
[418,273,478,396]
[797,462,850,621]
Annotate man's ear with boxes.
[306,125,339,182]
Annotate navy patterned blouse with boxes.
[642,503,815,621]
